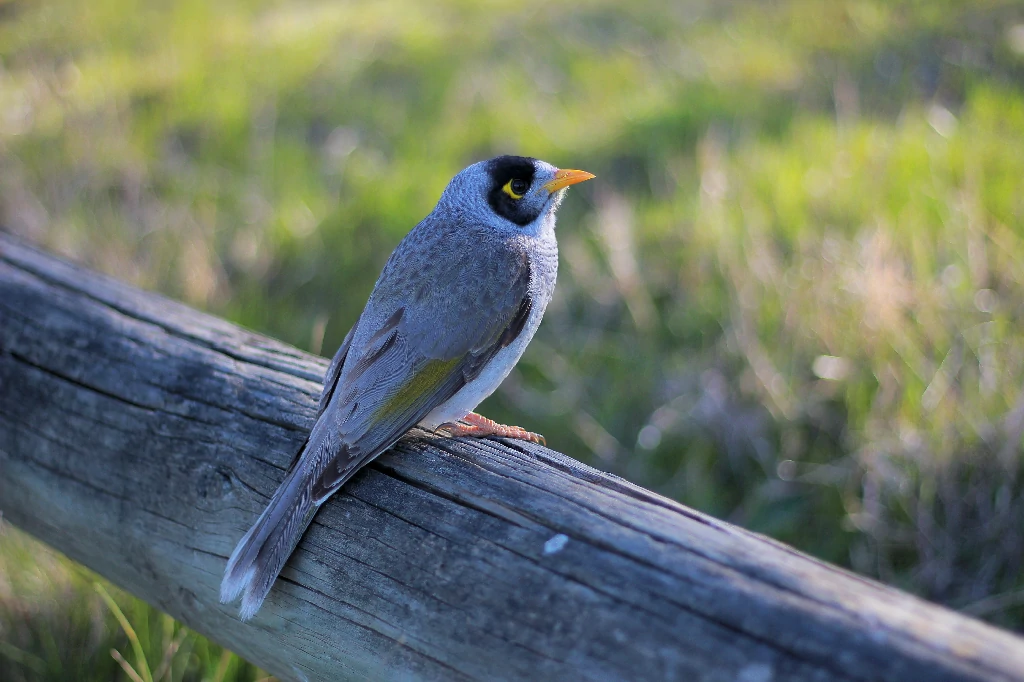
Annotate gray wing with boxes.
[307,236,534,501]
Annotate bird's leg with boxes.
[441,412,546,445]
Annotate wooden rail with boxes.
[1,232,1023,681]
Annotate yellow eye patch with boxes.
[502,178,528,200]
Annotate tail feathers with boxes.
[220,467,319,621]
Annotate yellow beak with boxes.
[543,168,596,193]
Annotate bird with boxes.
[220,155,594,620]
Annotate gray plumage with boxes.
[220,156,592,621]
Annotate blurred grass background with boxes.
[3,0,1024,678]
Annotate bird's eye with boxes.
[503,178,529,200]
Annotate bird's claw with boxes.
[441,412,546,446]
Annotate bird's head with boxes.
[439,155,594,233]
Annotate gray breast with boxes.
[418,229,558,430]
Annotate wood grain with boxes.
[1,232,1023,681]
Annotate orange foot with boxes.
[441,412,546,446]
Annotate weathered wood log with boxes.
[1,231,1023,682]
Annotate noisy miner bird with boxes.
[220,155,594,620]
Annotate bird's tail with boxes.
[220,460,318,621]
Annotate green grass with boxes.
[3,0,1024,677]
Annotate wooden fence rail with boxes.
[1,232,1023,681]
